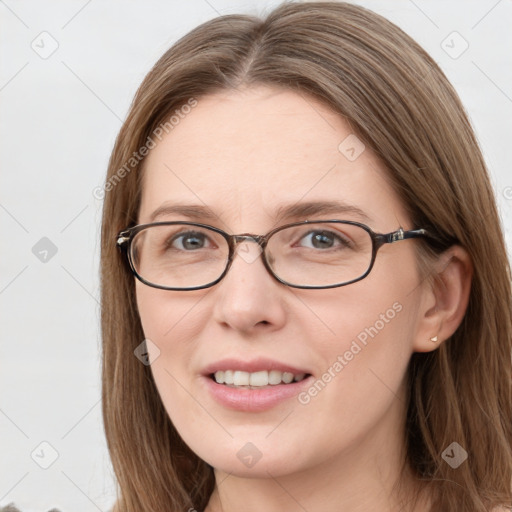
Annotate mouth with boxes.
[201,358,314,411]
[210,369,311,389]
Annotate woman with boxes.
[100,2,512,511]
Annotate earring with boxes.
[430,335,438,343]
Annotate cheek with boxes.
[135,282,209,402]
[297,250,420,390]
[136,283,166,339]
[291,294,417,459]
[136,284,197,400]
[310,291,414,383]
[136,283,207,342]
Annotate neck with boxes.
[206,463,429,512]
[204,394,431,512]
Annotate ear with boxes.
[413,245,473,353]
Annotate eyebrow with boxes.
[148,200,371,224]
[149,203,218,223]
[274,200,372,224]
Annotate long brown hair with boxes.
[100,2,512,510]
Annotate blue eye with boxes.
[299,230,350,249]
[171,231,211,250]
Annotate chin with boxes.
[176,423,317,478]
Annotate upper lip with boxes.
[201,358,311,376]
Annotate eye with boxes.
[298,230,350,250]
[170,231,213,251]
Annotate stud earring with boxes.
[430,335,438,343]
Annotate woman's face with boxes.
[136,86,428,479]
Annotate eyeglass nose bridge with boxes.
[229,233,268,265]
[231,233,266,246]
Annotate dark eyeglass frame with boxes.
[116,220,431,291]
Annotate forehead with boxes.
[138,86,406,230]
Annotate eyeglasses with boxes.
[116,220,430,291]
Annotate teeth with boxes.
[213,370,308,387]
[268,370,282,385]
[249,370,268,386]
[282,372,294,384]
[233,370,250,386]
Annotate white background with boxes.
[1,1,511,510]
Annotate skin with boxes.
[135,86,472,512]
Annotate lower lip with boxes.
[202,375,313,412]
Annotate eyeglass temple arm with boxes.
[374,227,430,247]
[390,227,428,242]
[116,230,132,249]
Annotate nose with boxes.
[212,240,287,334]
